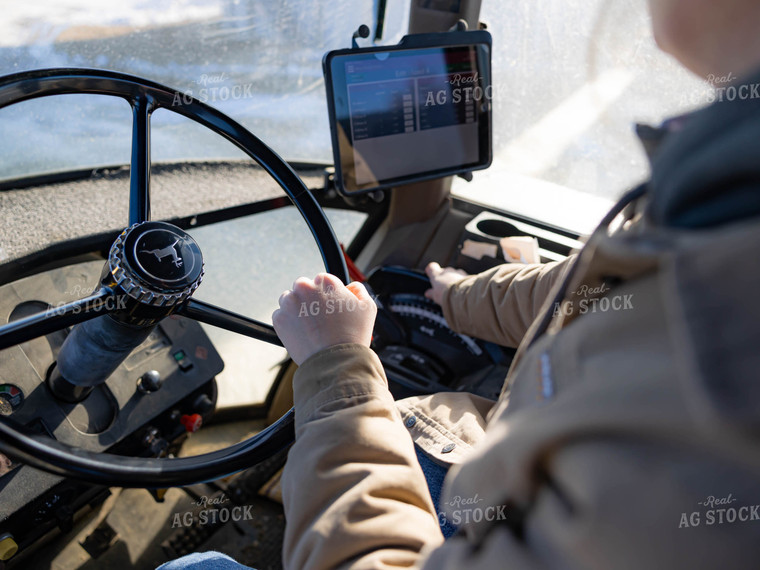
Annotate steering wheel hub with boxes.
[109,221,204,307]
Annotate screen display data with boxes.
[327,41,491,194]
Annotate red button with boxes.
[180,413,203,433]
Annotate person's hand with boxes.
[424,262,469,305]
[272,273,377,366]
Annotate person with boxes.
[161,0,760,568]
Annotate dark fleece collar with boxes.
[646,68,760,229]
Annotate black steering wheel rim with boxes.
[0,67,349,487]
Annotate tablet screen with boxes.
[324,33,492,195]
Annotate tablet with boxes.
[324,30,492,195]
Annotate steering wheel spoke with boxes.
[129,95,153,225]
[179,298,282,347]
[0,288,118,351]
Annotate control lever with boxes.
[137,370,163,394]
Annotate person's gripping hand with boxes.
[424,262,469,306]
[272,273,377,366]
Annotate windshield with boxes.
[1,0,712,230]
[0,0,410,181]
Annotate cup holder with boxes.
[476,219,521,239]
[453,213,535,273]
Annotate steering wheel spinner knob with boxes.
[108,221,204,308]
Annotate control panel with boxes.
[0,260,224,564]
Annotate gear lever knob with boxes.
[137,370,162,394]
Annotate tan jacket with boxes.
[281,203,760,569]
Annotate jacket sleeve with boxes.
[440,257,575,348]
[281,343,445,570]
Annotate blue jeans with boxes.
[157,551,253,569]
[159,444,454,569]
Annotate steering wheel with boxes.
[0,68,349,487]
